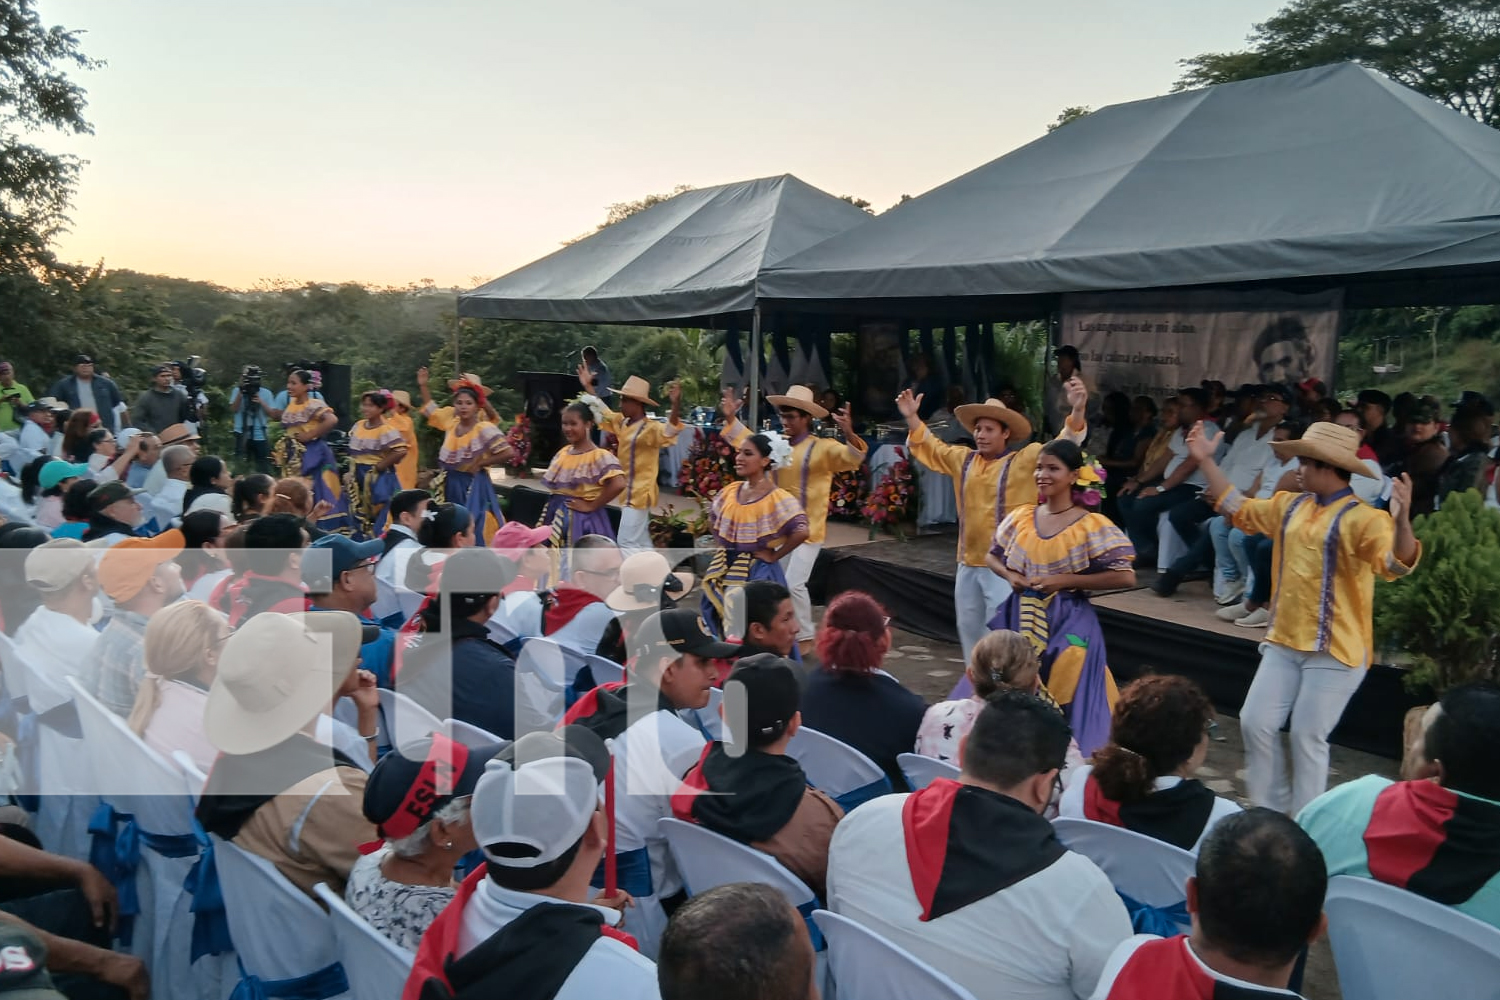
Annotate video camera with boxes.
[240,365,263,400]
[172,355,208,422]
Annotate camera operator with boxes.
[173,357,210,428]
[230,364,280,473]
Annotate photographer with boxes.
[0,360,34,432]
[229,365,279,474]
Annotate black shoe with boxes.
[1152,571,1183,597]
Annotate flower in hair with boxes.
[572,393,608,426]
[421,507,439,521]
[760,429,794,470]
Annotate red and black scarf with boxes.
[902,779,1065,921]
[1101,936,1296,999]
[1082,773,1218,852]
[671,742,809,844]
[1364,780,1500,905]
[542,587,604,635]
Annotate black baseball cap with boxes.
[1410,401,1441,424]
[362,733,502,841]
[74,354,93,365]
[1452,390,1496,416]
[87,481,146,511]
[0,924,65,1000]
[635,608,742,660]
[724,653,802,744]
[1357,389,1392,409]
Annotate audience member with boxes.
[155,424,199,454]
[305,533,396,686]
[0,360,35,432]
[14,403,56,469]
[15,539,100,712]
[1092,809,1325,999]
[267,477,326,540]
[1390,400,1448,516]
[1060,675,1240,853]
[223,513,310,626]
[81,482,147,546]
[121,432,159,491]
[195,610,379,896]
[92,531,186,716]
[488,520,553,598]
[48,355,126,434]
[1436,395,1495,504]
[349,734,500,951]
[1118,388,1219,565]
[828,690,1131,1000]
[402,727,657,1000]
[177,509,233,601]
[499,535,621,657]
[0,525,50,635]
[1332,409,1389,506]
[49,479,97,541]
[658,883,819,1000]
[126,599,226,772]
[801,592,926,789]
[1215,421,1305,627]
[729,580,799,660]
[1298,681,1500,929]
[181,455,232,513]
[1355,389,1399,468]
[231,473,275,522]
[32,462,88,532]
[370,488,431,625]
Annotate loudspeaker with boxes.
[318,363,353,430]
[520,370,579,469]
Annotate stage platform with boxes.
[823,531,1419,759]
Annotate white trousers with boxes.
[954,564,1013,664]
[1241,642,1367,815]
[618,506,653,557]
[785,542,823,641]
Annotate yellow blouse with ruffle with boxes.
[710,482,810,551]
[426,406,507,469]
[541,445,624,502]
[279,398,332,438]
[991,506,1135,580]
[347,419,407,466]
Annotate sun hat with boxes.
[203,610,365,755]
[472,749,603,869]
[23,538,94,594]
[616,376,658,408]
[954,397,1031,440]
[488,521,552,554]
[765,385,828,419]
[363,733,503,842]
[158,423,200,447]
[606,550,694,612]
[0,923,66,1000]
[1269,421,1375,478]
[37,461,88,492]
[97,529,185,603]
[391,390,413,410]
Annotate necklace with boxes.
[1041,503,1077,516]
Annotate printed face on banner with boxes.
[1060,290,1341,402]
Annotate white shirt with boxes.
[1056,765,1242,854]
[16,421,49,467]
[1219,423,1276,493]
[1163,421,1219,489]
[371,529,420,623]
[153,479,188,529]
[76,379,96,414]
[14,605,101,714]
[186,567,232,604]
[827,793,1132,1000]
[1089,934,1302,999]
[1253,455,1300,500]
[612,709,707,900]
[457,883,659,1000]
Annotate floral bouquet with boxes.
[828,466,868,523]
[679,429,737,500]
[1074,453,1107,509]
[504,413,532,473]
[862,448,917,535]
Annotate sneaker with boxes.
[1215,581,1246,606]
[1152,571,1184,597]
[1215,602,1249,622]
[1233,607,1271,628]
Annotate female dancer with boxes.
[388,390,420,490]
[700,432,809,639]
[415,367,510,543]
[345,389,408,540]
[274,368,349,534]
[983,439,1135,756]
[539,397,624,553]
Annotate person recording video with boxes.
[230,364,280,473]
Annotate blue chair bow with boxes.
[183,829,234,960]
[229,958,349,1000]
[1117,889,1191,937]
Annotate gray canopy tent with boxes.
[759,63,1500,319]
[458,174,874,422]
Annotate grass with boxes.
[1343,338,1500,404]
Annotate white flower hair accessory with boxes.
[760,429,794,470]
[572,393,608,426]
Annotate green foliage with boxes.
[1047,106,1093,131]
[1375,489,1500,693]
[839,195,874,214]
[993,321,1049,423]
[1176,0,1500,125]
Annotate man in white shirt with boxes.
[14,402,55,469]
[495,535,622,658]
[151,445,194,529]
[15,539,101,714]
[403,728,658,1000]
[658,883,819,1000]
[1090,809,1326,999]
[827,690,1132,1000]
[1118,388,1220,564]
[1208,420,1301,608]
[370,488,430,627]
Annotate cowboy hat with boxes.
[390,389,413,410]
[617,375,658,408]
[765,385,828,419]
[448,372,491,395]
[1269,422,1374,478]
[159,423,200,446]
[204,610,366,755]
[607,550,695,612]
[954,398,1031,440]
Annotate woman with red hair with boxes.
[345,389,408,539]
[802,591,927,789]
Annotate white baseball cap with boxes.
[471,754,601,869]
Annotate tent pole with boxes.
[749,305,762,429]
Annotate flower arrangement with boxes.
[504,413,532,473]
[650,498,714,547]
[679,429,737,499]
[827,466,868,522]
[571,392,609,427]
[1074,453,1107,509]
[862,448,917,534]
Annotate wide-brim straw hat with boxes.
[607,550,696,611]
[391,390,413,410]
[448,372,491,395]
[765,385,828,419]
[1270,422,1374,478]
[617,375,658,408]
[204,610,365,755]
[954,398,1032,440]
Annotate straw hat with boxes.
[448,372,491,395]
[954,398,1032,440]
[617,376,658,408]
[607,550,695,611]
[765,385,828,419]
[1270,422,1374,478]
[391,390,413,411]
[203,610,365,755]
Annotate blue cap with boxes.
[306,534,383,587]
[38,461,89,492]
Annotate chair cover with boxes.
[1156,511,1188,573]
[441,718,508,751]
[313,884,414,1000]
[785,727,892,812]
[582,654,624,688]
[1052,817,1196,915]
[512,637,569,734]
[1325,875,1500,1000]
[812,909,977,1000]
[377,689,442,752]
[897,753,960,790]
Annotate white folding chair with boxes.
[441,718,510,752]
[812,909,977,1000]
[786,726,891,812]
[1324,875,1500,1000]
[1053,817,1196,933]
[378,688,442,750]
[5,639,95,860]
[897,752,960,790]
[314,884,414,1000]
[583,653,624,688]
[513,636,568,733]
[210,838,351,1000]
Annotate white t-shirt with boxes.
[1056,765,1242,855]
[153,479,188,529]
[1163,421,1219,489]
[827,793,1132,1000]
[1253,455,1300,500]
[1219,423,1276,492]
[76,379,96,415]
[612,710,707,899]
[371,530,420,623]
[15,605,101,713]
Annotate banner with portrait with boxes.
[855,320,907,421]
[1059,289,1342,401]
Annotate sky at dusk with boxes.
[44,0,1283,290]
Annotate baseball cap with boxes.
[305,534,383,591]
[88,481,145,512]
[1357,389,1392,409]
[0,924,65,1000]
[1452,390,1496,416]
[488,521,552,553]
[97,529,185,603]
[23,538,93,594]
[1176,387,1210,408]
[75,354,93,365]
[634,608,742,661]
[151,363,172,376]
[37,461,88,492]
[472,728,610,869]
[1410,401,1441,424]
[362,734,502,841]
[724,653,802,745]
[1260,384,1293,405]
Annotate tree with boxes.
[1047,106,1093,131]
[839,195,874,214]
[1175,0,1500,126]
[563,184,696,244]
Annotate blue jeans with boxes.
[1210,517,1249,595]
